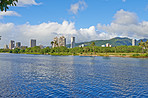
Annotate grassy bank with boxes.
[1,46,148,58]
[78,53,148,58]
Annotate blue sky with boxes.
[2,0,148,28]
[0,0,148,47]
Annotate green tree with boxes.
[91,42,95,54]
[51,41,54,48]
[139,40,146,53]
[54,41,58,47]
[0,0,18,12]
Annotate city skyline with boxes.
[3,36,75,49]
[3,37,143,49]
[0,0,148,48]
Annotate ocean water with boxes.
[0,53,148,97]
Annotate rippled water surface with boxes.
[0,53,148,97]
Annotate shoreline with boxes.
[79,54,148,58]
[1,52,148,58]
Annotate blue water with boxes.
[0,53,148,97]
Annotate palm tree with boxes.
[51,41,54,48]
[91,42,95,54]
[115,46,117,53]
[145,40,148,52]
[139,40,146,53]
[0,0,18,12]
[54,41,58,47]
[146,40,148,49]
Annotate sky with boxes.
[0,0,148,47]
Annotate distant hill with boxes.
[67,37,148,47]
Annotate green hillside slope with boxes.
[67,37,148,47]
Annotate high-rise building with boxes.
[4,45,9,49]
[59,36,66,47]
[9,40,15,49]
[71,37,75,48]
[53,37,58,48]
[132,39,136,46]
[30,39,36,47]
[16,42,21,48]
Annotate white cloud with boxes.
[17,0,41,6]
[122,0,126,2]
[113,9,138,25]
[0,21,104,48]
[97,9,148,39]
[0,11,21,19]
[1,9,148,48]
[69,0,87,14]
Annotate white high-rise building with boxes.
[71,37,75,48]
[9,40,15,49]
[132,39,136,46]
[4,45,9,49]
[59,36,66,47]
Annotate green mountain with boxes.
[67,37,148,47]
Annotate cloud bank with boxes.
[69,0,87,14]
[0,21,102,48]
[17,0,41,6]
[0,9,148,48]
[0,11,21,19]
[97,9,148,39]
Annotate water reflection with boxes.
[102,56,111,60]
[0,53,148,97]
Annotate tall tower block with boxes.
[16,42,21,48]
[30,39,36,47]
[132,39,136,46]
[71,37,75,48]
[9,40,15,49]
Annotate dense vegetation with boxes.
[1,40,148,57]
[0,45,147,54]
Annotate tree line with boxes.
[0,40,148,55]
[0,45,146,54]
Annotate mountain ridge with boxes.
[67,37,148,47]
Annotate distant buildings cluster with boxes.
[52,36,66,48]
[51,36,75,48]
[101,39,136,47]
[4,36,76,50]
[4,39,36,50]
[79,44,87,47]
[2,37,137,50]
[101,43,112,47]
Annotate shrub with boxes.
[144,54,148,57]
[122,54,126,56]
[132,54,140,57]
